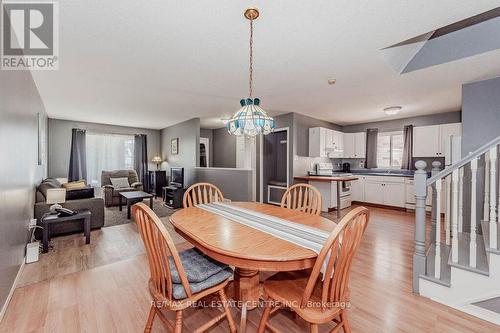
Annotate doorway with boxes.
[259,128,289,204]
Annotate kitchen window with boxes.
[377,131,404,168]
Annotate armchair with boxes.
[101,170,144,207]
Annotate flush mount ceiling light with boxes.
[328,79,337,85]
[383,106,402,115]
[226,8,275,136]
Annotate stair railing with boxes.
[413,135,500,294]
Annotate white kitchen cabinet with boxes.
[413,123,462,162]
[309,127,344,158]
[384,182,406,207]
[332,130,344,152]
[343,133,355,158]
[309,127,327,157]
[354,132,366,158]
[413,125,440,157]
[404,178,445,212]
[364,180,384,205]
[324,129,334,150]
[343,132,365,158]
[350,176,365,201]
[363,176,406,208]
[440,123,462,165]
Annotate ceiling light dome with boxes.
[384,106,402,115]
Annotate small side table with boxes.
[41,210,91,253]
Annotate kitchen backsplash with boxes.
[293,156,332,175]
[293,156,365,175]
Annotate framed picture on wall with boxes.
[171,138,179,155]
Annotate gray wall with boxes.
[48,119,161,178]
[462,76,500,155]
[342,111,461,133]
[0,69,47,311]
[461,76,500,232]
[200,128,214,167]
[195,168,253,201]
[160,118,200,186]
[212,128,236,168]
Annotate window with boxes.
[86,133,135,186]
[377,131,404,168]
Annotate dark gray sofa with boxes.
[34,178,105,237]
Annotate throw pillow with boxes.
[110,177,130,188]
[62,180,87,190]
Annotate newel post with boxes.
[413,160,428,293]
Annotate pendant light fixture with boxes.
[226,8,275,136]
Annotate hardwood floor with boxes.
[1,205,499,332]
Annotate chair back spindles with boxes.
[281,183,322,215]
[301,207,369,310]
[133,203,192,301]
[183,183,224,208]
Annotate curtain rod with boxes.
[78,129,147,137]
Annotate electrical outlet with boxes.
[28,218,37,228]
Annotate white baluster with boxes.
[458,167,464,232]
[452,169,459,263]
[484,153,490,222]
[470,158,478,268]
[445,175,451,246]
[434,179,442,279]
[490,146,497,250]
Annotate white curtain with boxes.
[86,132,135,186]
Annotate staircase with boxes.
[413,136,500,326]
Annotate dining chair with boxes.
[183,182,224,208]
[257,206,369,333]
[281,183,322,216]
[132,203,236,333]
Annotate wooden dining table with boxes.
[169,201,336,331]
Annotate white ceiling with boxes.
[31,1,500,129]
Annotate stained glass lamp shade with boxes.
[226,98,275,136]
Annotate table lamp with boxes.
[152,156,162,170]
[46,188,66,213]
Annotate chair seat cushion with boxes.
[172,267,233,300]
[169,248,229,283]
[268,180,287,187]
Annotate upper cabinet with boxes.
[309,127,344,158]
[343,132,366,158]
[413,123,462,163]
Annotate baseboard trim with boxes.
[352,201,406,211]
[0,258,25,323]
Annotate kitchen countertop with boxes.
[338,169,415,178]
[294,175,359,182]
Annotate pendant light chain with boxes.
[249,19,253,98]
[226,8,275,137]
